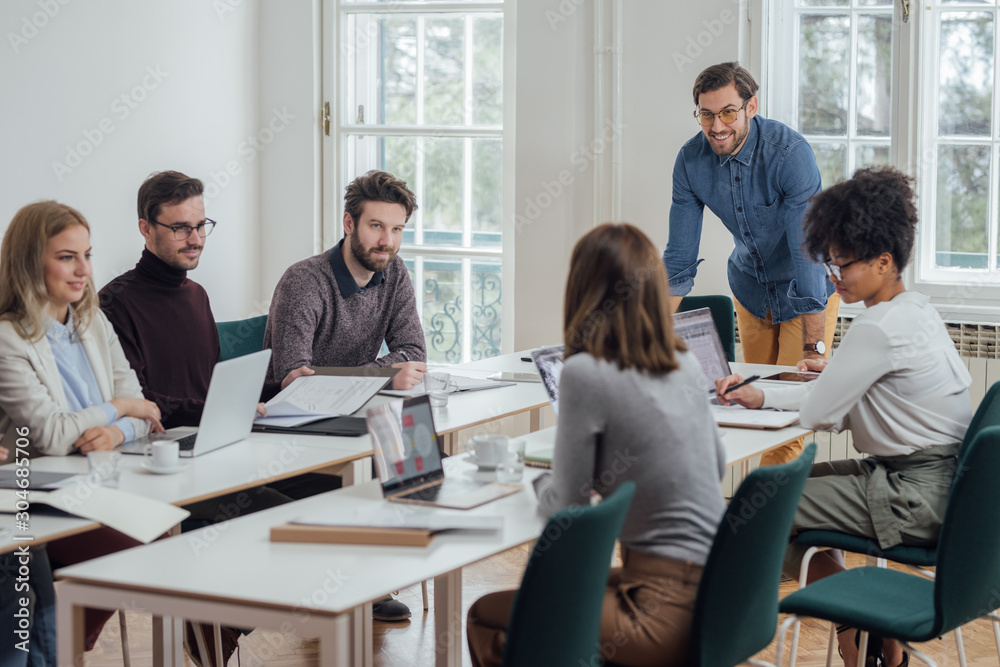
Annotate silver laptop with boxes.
[531,346,564,415]
[366,395,520,510]
[120,349,271,458]
[672,307,733,392]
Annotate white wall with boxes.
[512,0,738,350]
[0,0,261,320]
[0,0,741,341]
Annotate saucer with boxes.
[140,461,190,475]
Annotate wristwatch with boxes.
[803,341,826,355]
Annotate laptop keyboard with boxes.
[176,433,197,451]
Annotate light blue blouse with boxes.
[46,313,135,444]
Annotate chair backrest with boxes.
[958,380,1000,463]
[689,443,816,667]
[217,314,268,362]
[677,295,736,362]
[501,482,636,667]
[933,425,1000,636]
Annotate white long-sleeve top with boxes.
[762,291,972,457]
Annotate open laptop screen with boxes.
[531,346,564,415]
[367,395,445,495]
[672,307,732,392]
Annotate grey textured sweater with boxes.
[263,245,426,382]
[533,351,727,564]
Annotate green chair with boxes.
[217,314,268,361]
[777,425,1000,667]
[688,443,816,667]
[677,295,736,362]
[498,482,636,667]
[791,381,1000,664]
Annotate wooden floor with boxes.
[83,549,1000,666]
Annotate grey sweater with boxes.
[263,247,426,382]
[533,351,726,564]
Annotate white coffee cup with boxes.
[145,440,180,469]
[466,434,509,468]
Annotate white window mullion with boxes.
[461,257,472,363]
[463,16,474,249]
[847,5,858,176]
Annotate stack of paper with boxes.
[256,375,388,427]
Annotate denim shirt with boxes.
[662,116,833,324]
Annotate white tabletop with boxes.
[55,457,548,614]
[0,432,373,553]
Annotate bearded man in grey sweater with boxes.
[264,170,427,392]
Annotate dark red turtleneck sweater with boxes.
[98,249,220,429]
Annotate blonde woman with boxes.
[0,201,162,662]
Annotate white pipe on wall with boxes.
[611,0,623,222]
[594,0,605,228]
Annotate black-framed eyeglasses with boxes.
[149,218,217,240]
[822,258,863,281]
[695,99,749,127]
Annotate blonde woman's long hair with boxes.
[563,222,686,373]
[0,201,98,341]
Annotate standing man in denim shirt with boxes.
[663,62,839,465]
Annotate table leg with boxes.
[339,457,372,486]
[443,431,459,457]
[434,569,463,667]
[55,585,87,667]
[529,407,541,433]
[351,602,373,667]
[151,615,184,667]
[317,614,353,667]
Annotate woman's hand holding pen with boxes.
[714,373,765,409]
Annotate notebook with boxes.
[119,349,271,458]
[366,395,521,510]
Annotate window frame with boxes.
[760,0,1000,321]
[322,0,516,360]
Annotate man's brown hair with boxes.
[137,170,204,222]
[692,61,759,106]
[344,170,418,224]
[563,223,686,373]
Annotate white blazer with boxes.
[0,310,150,457]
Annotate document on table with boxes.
[256,375,388,427]
[0,485,189,543]
[711,404,800,429]
[381,374,515,397]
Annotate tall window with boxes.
[331,1,506,363]
[766,0,893,190]
[766,0,1000,298]
[918,4,1000,277]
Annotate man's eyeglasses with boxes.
[695,99,749,127]
[821,258,863,281]
[149,218,217,240]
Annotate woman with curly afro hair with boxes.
[717,166,973,667]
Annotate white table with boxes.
[0,432,375,554]
[56,457,548,667]
[520,420,813,481]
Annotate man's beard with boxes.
[350,229,396,272]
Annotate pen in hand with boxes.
[710,374,762,395]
